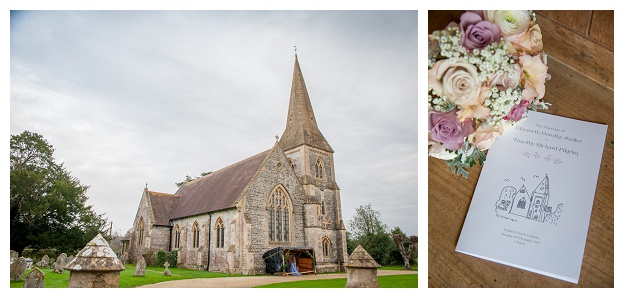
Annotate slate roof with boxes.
[279,55,333,153]
[148,191,180,226]
[168,149,272,220]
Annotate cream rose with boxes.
[467,123,504,151]
[484,10,531,37]
[429,59,482,107]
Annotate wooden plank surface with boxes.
[428,11,614,288]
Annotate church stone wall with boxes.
[243,148,308,274]
[128,191,151,263]
[149,226,171,252]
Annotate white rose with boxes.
[428,142,459,160]
[484,10,531,37]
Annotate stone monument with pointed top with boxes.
[65,233,125,288]
[345,245,381,288]
[23,267,45,288]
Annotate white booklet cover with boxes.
[455,111,608,283]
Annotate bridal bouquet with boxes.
[428,10,550,178]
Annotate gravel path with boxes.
[139,270,417,288]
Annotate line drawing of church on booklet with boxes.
[495,175,563,225]
[121,55,348,275]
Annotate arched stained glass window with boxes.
[192,221,200,248]
[215,218,225,248]
[267,186,292,243]
[138,217,145,246]
[173,224,181,249]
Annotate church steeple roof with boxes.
[279,55,333,152]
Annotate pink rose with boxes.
[429,110,474,151]
[489,64,521,90]
[503,100,530,121]
[468,124,503,151]
[429,59,482,107]
[459,12,502,51]
[507,24,543,54]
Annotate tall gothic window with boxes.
[173,224,181,249]
[267,186,292,243]
[215,218,225,249]
[138,217,145,246]
[314,158,325,180]
[321,200,326,215]
[322,237,331,257]
[192,221,200,248]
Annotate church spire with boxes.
[279,55,333,152]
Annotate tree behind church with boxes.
[10,131,108,254]
[347,204,396,265]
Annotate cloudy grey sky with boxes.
[10,10,418,237]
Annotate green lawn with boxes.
[255,274,418,288]
[10,265,417,288]
[10,264,241,288]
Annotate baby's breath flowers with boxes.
[428,10,550,178]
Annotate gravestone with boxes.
[163,261,171,276]
[10,257,27,281]
[345,245,381,288]
[36,255,50,268]
[53,253,68,273]
[10,250,18,264]
[25,258,33,269]
[23,267,45,288]
[134,256,146,276]
[65,233,125,288]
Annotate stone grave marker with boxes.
[25,258,33,269]
[10,250,18,264]
[134,256,146,276]
[36,255,50,268]
[65,233,125,288]
[53,253,68,273]
[163,261,171,276]
[10,257,27,281]
[23,267,45,288]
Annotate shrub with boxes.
[155,250,178,267]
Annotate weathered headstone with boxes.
[163,261,171,276]
[134,256,146,276]
[36,255,50,268]
[65,233,125,288]
[10,250,18,264]
[23,267,45,288]
[25,258,33,269]
[53,253,68,273]
[10,257,28,281]
[345,245,381,288]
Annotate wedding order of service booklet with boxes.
[456,111,608,283]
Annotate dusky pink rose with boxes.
[520,53,549,100]
[507,24,543,54]
[503,100,530,121]
[468,124,503,151]
[459,12,502,51]
[489,64,522,90]
[429,59,482,107]
[429,110,474,151]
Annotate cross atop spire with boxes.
[279,56,333,153]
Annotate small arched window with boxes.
[215,218,225,248]
[267,186,292,243]
[314,158,325,180]
[321,200,326,215]
[192,221,200,248]
[173,224,181,249]
[138,217,145,246]
[322,237,331,257]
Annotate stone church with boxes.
[126,56,348,274]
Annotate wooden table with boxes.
[427,11,614,288]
